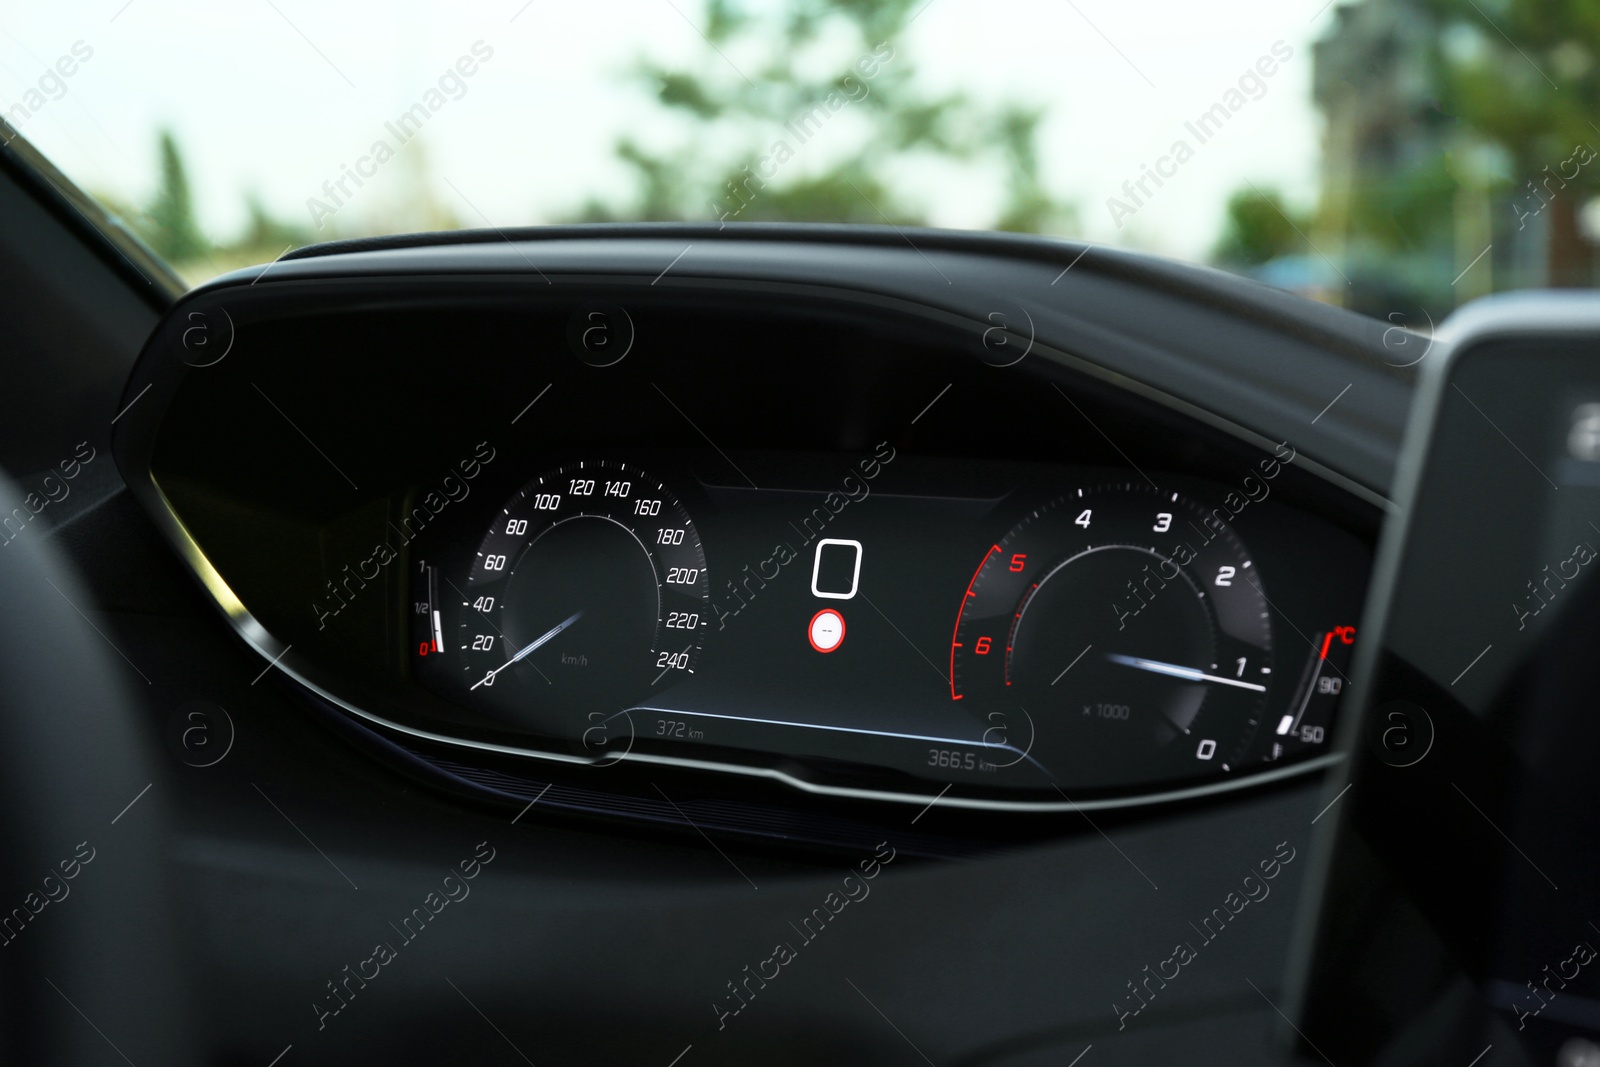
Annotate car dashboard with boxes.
[113,229,1389,853]
[41,224,1441,1064]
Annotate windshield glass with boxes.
[4,0,1594,320]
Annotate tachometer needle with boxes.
[471,611,582,690]
[1105,654,1267,692]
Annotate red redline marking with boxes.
[1003,577,1052,689]
[949,545,1000,700]
[1319,632,1334,660]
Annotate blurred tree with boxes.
[1419,0,1600,286]
[1312,0,1600,313]
[571,0,1074,232]
[145,128,208,262]
[993,104,1059,233]
[239,191,312,254]
[1212,187,1311,265]
[107,132,312,282]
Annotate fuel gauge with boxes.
[413,560,445,660]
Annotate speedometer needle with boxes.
[471,611,582,690]
[1105,654,1267,692]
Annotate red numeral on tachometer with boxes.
[975,636,993,655]
[1009,553,1027,572]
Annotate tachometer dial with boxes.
[456,461,709,733]
[950,483,1272,790]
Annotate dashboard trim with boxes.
[191,268,1398,515]
[655,275,1396,514]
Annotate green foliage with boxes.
[109,130,314,284]
[119,3,1081,284]
[144,128,207,262]
[1422,0,1600,181]
[1343,150,1460,254]
[572,0,1073,232]
[1318,0,1600,305]
[992,104,1056,234]
[1212,188,1309,266]
[240,191,312,253]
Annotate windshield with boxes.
[3,0,1594,321]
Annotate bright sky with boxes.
[0,0,1337,263]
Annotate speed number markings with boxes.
[458,461,709,726]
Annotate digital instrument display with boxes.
[114,266,1387,820]
[411,448,1367,807]
[446,460,709,728]
[951,484,1273,789]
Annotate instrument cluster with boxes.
[408,444,1365,809]
[114,264,1383,818]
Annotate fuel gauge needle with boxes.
[471,611,582,690]
[1105,654,1267,692]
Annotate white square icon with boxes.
[811,539,862,600]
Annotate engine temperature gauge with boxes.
[1265,624,1355,761]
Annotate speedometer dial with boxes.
[950,483,1273,790]
[457,461,709,734]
